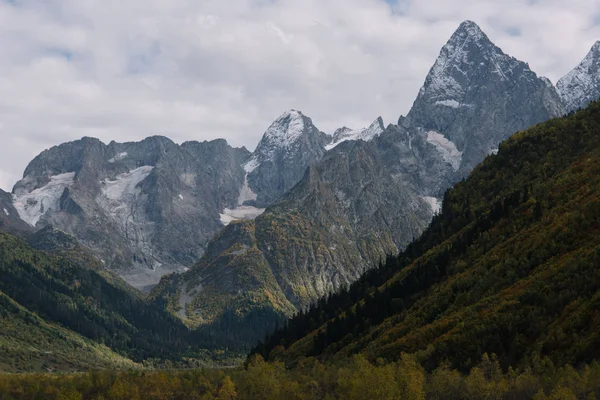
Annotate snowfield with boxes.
[422,196,442,214]
[220,206,265,226]
[426,131,463,171]
[220,172,264,226]
[12,172,76,226]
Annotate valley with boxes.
[1,15,600,400]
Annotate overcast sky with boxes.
[0,0,599,191]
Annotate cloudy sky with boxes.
[0,0,599,191]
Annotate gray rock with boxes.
[404,20,565,178]
[375,124,456,198]
[245,110,331,207]
[327,117,385,150]
[12,136,250,290]
[557,41,600,113]
[164,139,433,329]
[0,189,32,236]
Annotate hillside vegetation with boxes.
[0,290,138,373]
[255,101,600,372]
[0,232,196,369]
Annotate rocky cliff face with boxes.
[0,189,32,236]
[557,41,600,113]
[404,20,565,178]
[158,139,432,330]
[12,136,249,289]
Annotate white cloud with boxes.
[0,0,599,191]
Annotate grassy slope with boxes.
[0,230,194,369]
[0,291,138,373]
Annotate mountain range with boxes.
[3,20,600,360]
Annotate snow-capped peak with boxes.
[262,109,307,147]
[419,21,508,100]
[454,20,486,42]
[251,109,321,164]
[326,117,385,150]
[440,20,493,62]
[557,41,600,113]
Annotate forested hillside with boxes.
[254,102,600,372]
[0,231,196,370]
[0,289,140,373]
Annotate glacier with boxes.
[426,131,463,171]
[12,172,76,227]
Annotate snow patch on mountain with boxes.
[435,99,461,108]
[220,206,265,226]
[426,131,463,170]
[98,166,155,264]
[3,208,9,216]
[220,173,264,226]
[326,117,385,150]
[238,174,258,205]
[12,172,76,227]
[422,196,442,214]
[102,166,153,201]
[243,157,259,173]
[108,152,128,163]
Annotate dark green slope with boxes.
[0,290,138,372]
[256,102,600,371]
[0,231,192,366]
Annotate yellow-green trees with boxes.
[237,355,284,400]
[217,376,237,400]
[337,355,400,400]
[56,384,82,400]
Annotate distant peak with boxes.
[366,117,385,133]
[327,117,385,150]
[459,20,481,30]
[557,39,600,112]
[282,109,304,118]
[259,110,312,148]
[586,41,600,61]
[416,19,506,99]
[450,20,489,45]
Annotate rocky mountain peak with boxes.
[417,20,510,105]
[255,110,315,158]
[557,41,600,113]
[452,20,487,43]
[404,20,565,175]
[245,110,330,207]
[326,117,385,150]
[10,136,250,290]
